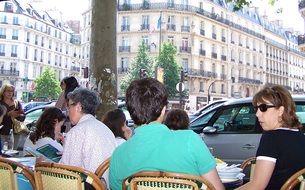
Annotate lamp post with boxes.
[207,80,216,104]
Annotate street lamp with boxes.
[207,80,216,104]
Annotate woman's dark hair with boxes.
[164,109,189,130]
[252,85,301,129]
[0,104,7,117]
[29,107,66,144]
[102,109,126,139]
[63,76,79,99]
[126,78,168,125]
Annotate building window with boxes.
[26,32,30,42]
[200,82,204,92]
[221,84,225,94]
[121,16,130,31]
[0,28,6,39]
[168,36,174,44]
[0,15,7,24]
[25,46,28,59]
[0,44,5,56]
[120,57,129,73]
[11,45,17,57]
[182,58,188,71]
[12,29,18,40]
[141,15,149,30]
[34,49,38,61]
[13,16,19,25]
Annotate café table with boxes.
[222,178,243,189]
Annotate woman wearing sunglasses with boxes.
[237,85,305,190]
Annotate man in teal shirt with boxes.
[109,78,224,190]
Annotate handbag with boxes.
[11,100,28,134]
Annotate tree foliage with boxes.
[34,68,61,100]
[228,0,277,11]
[120,41,154,94]
[156,42,180,98]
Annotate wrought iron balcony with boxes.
[180,46,191,53]
[119,46,131,52]
[181,25,190,32]
[0,69,19,76]
[121,25,130,32]
[118,67,128,74]
[211,52,217,59]
[167,24,176,31]
[141,24,150,30]
[71,66,80,72]
[199,49,206,56]
[187,68,217,78]
[238,77,261,85]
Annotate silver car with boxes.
[190,96,305,164]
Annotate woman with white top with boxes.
[237,85,305,190]
[102,108,132,146]
[23,107,66,156]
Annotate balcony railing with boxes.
[118,67,128,74]
[187,68,217,78]
[0,69,19,76]
[238,77,261,85]
[212,33,216,39]
[71,66,80,72]
[117,2,265,40]
[179,46,191,53]
[167,24,176,31]
[141,24,150,30]
[199,49,206,56]
[211,52,217,59]
[119,46,131,52]
[181,25,190,32]
[121,25,130,31]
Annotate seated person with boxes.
[237,85,305,190]
[163,108,189,130]
[102,109,132,146]
[109,78,225,190]
[23,107,66,156]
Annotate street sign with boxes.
[176,82,185,92]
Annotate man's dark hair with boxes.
[126,78,168,125]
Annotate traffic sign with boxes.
[176,82,185,92]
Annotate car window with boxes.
[190,110,217,128]
[25,109,44,124]
[296,104,305,125]
[213,105,256,133]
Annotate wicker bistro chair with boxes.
[0,157,35,190]
[95,157,111,178]
[34,162,107,190]
[240,157,256,182]
[122,171,216,190]
[280,168,305,190]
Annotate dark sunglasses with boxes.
[254,104,276,112]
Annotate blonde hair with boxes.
[0,83,15,101]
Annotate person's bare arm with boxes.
[202,168,225,190]
[236,159,275,190]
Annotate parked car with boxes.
[24,102,57,131]
[189,96,305,165]
[22,101,50,112]
[188,99,228,121]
